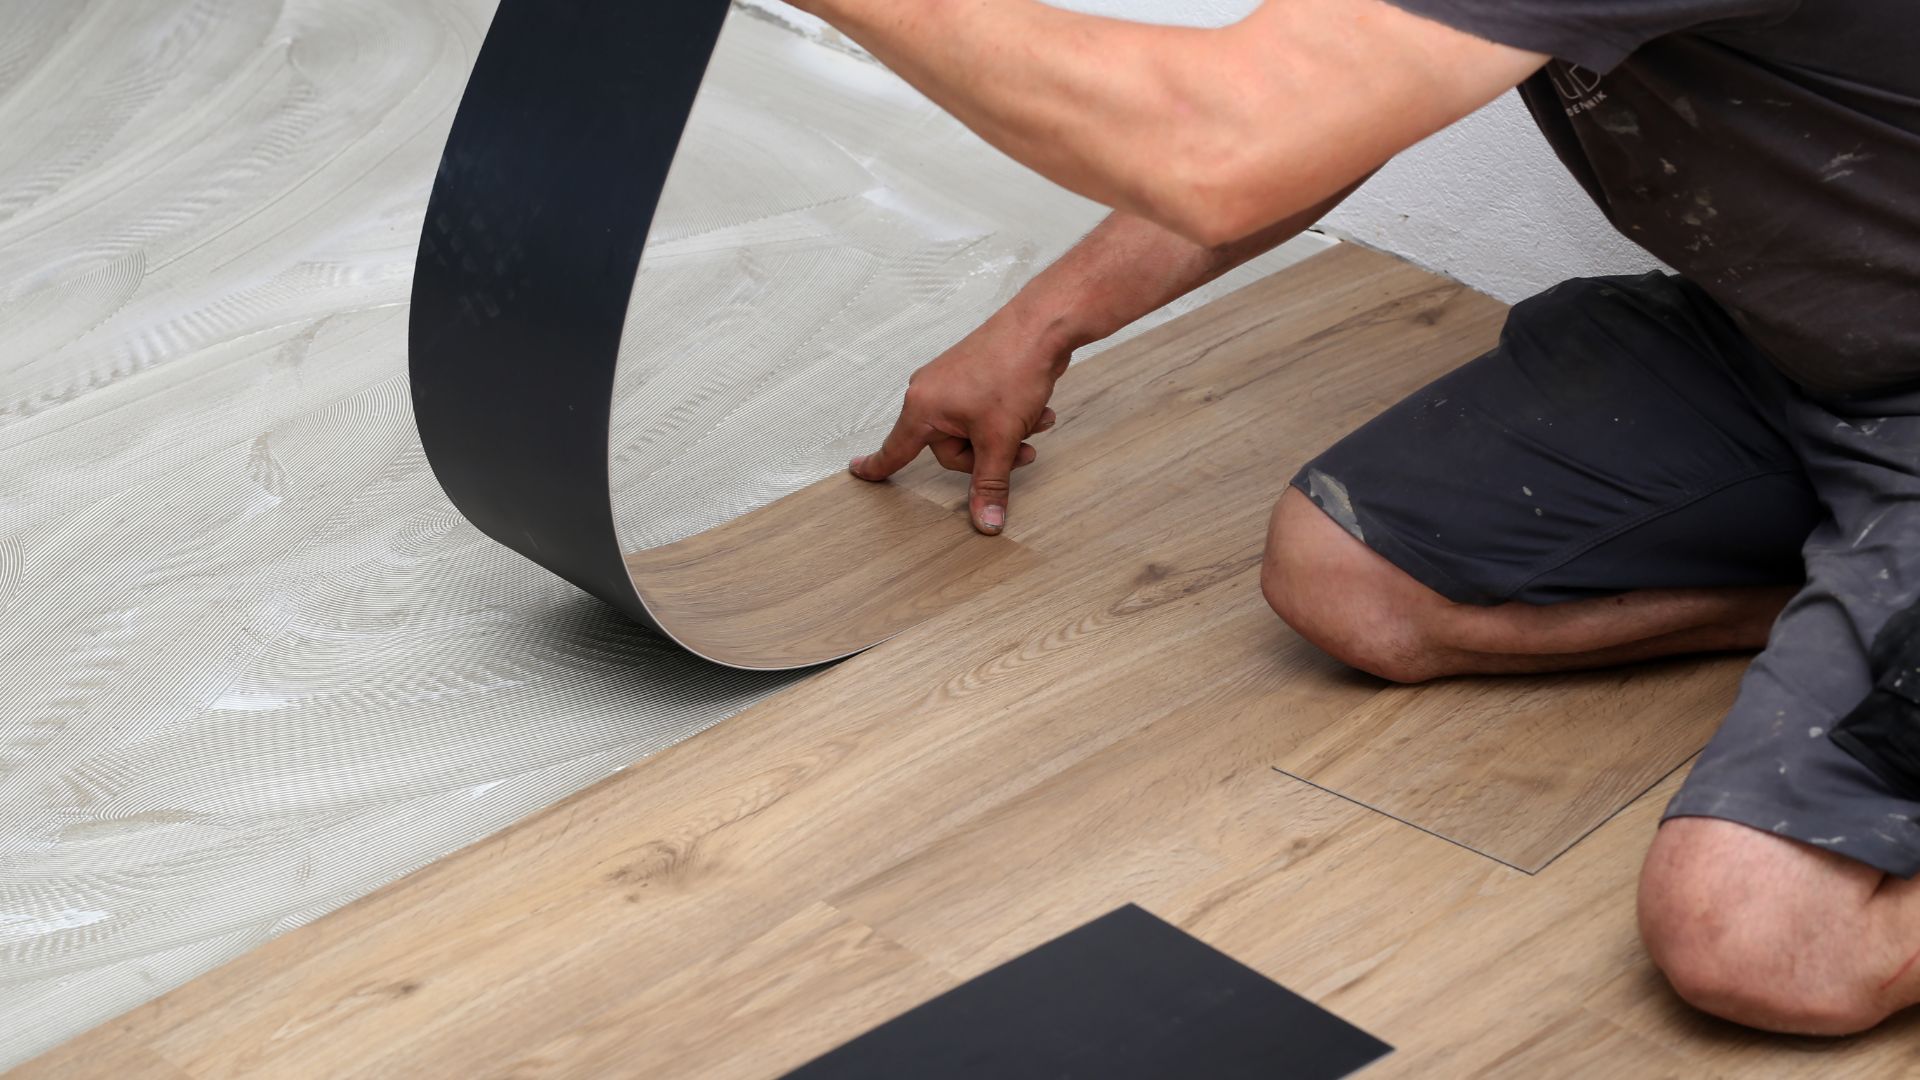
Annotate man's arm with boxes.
[852,183,1357,534]
[789,0,1545,245]
[994,179,1367,364]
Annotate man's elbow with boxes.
[1142,143,1302,248]
[1156,196,1259,248]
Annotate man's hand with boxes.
[850,309,1067,535]
[849,196,1366,535]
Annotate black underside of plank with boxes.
[786,904,1392,1080]
[409,0,730,635]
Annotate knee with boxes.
[1261,488,1449,684]
[1640,914,1887,1036]
[1638,820,1894,1035]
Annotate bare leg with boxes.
[1261,487,1797,682]
[1640,818,1920,1034]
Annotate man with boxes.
[781,0,1920,1035]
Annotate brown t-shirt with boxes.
[1383,0,1920,397]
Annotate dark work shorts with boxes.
[1291,272,1920,877]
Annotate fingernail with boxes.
[980,505,1005,530]
[849,456,865,474]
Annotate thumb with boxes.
[969,427,1021,535]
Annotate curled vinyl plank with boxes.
[411,0,1035,670]
[624,477,1046,669]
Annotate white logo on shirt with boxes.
[1549,63,1608,115]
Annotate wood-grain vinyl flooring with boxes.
[623,478,1045,670]
[22,246,1915,1077]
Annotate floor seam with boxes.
[1269,766,1534,875]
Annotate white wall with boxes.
[738,0,1662,302]
[1322,95,1663,301]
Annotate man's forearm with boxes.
[1005,181,1365,370]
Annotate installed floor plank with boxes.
[19,246,1913,1077]
[1278,657,1748,871]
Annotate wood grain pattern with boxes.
[20,246,1912,1077]
[1477,1010,1701,1079]
[625,478,1044,669]
[1278,657,1749,871]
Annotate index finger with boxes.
[850,408,934,482]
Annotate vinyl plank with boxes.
[1276,657,1747,871]
[1475,1010,1705,1080]
[9,1042,193,1080]
[784,905,1391,1080]
[498,902,952,1080]
[1590,957,1920,1078]
[623,477,1045,669]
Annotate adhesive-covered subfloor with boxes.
[0,0,1327,1066]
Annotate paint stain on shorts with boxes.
[1306,468,1366,543]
